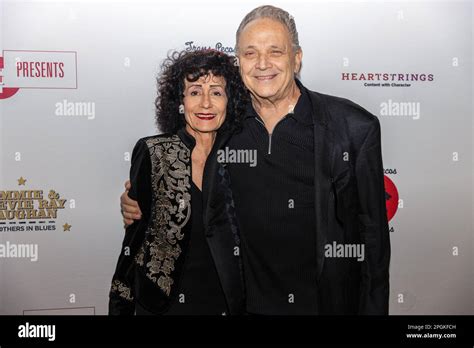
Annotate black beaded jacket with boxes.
[108,128,245,315]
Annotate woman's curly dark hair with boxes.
[155,49,249,134]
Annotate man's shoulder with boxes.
[305,89,382,149]
[305,90,380,147]
[308,89,379,127]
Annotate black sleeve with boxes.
[108,138,152,315]
[355,118,391,315]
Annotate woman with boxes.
[109,50,248,315]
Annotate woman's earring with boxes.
[178,104,184,114]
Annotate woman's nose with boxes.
[200,92,212,108]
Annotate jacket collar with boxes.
[296,79,329,127]
[177,126,232,152]
[177,127,196,150]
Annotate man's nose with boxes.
[256,53,270,70]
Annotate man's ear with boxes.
[294,48,303,74]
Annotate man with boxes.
[120,5,390,315]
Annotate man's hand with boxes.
[120,180,142,228]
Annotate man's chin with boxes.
[251,88,279,100]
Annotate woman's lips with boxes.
[195,113,216,120]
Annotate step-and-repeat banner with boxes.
[0,0,472,315]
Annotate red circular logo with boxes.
[384,175,399,221]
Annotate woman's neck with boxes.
[185,125,216,157]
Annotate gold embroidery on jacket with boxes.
[134,135,191,296]
[111,279,134,301]
[136,245,145,266]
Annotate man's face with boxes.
[237,18,302,103]
[183,73,227,134]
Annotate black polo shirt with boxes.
[226,87,318,315]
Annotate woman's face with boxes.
[182,73,227,134]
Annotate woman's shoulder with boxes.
[135,133,182,149]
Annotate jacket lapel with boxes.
[306,88,334,283]
[202,129,232,233]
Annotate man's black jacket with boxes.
[207,81,391,314]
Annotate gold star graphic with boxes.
[17,177,27,185]
[63,223,72,232]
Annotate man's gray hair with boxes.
[235,5,301,54]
